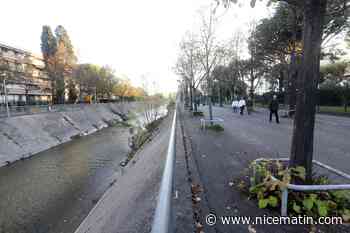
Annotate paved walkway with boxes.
[180,105,350,233]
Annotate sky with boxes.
[0,0,272,94]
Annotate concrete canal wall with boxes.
[0,103,141,167]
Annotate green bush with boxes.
[193,111,204,117]
[206,124,224,132]
[248,160,350,221]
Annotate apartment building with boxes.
[0,42,52,106]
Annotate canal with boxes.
[0,107,167,233]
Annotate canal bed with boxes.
[0,122,131,233]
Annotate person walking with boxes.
[231,98,238,113]
[269,95,280,123]
[239,97,246,115]
[246,97,253,115]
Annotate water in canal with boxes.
[0,106,167,233]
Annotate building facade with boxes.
[0,42,52,106]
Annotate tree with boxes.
[320,61,350,111]
[41,25,78,104]
[113,78,134,101]
[245,22,268,101]
[55,25,77,70]
[96,66,117,99]
[212,65,226,106]
[253,1,349,111]
[289,0,328,182]
[197,5,225,122]
[67,79,78,103]
[41,25,58,102]
[73,64,100,102]
[175,33,206,112]
[218,0,349,182]
[252,3,303,109]
[223,31,248,100]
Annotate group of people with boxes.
[231,95,280,124]
[231,97,253,115]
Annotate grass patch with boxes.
[319,106,347,113]
[206,124,224,132]
[318,106,350,117]
[193,111,204,117]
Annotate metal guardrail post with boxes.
[281,188,288,216]
[151,105,177,233]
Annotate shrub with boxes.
[206,124,224,132]
[248,160,350,220]
[193,111,204,117]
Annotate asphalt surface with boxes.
[205,105,350,174]
[180,105,350,233]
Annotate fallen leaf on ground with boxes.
[248,225,257,233]
[195,222,203,230]
[191,184,203,194]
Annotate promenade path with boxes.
[180,105,350,233]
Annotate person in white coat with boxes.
[231,99,238,113]
[238,97,246,115]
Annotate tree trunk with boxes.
[184,82,189,107]
[278,70,284,94]
[207,77,214,123]
[289,0,327,183]
[189,84,194,111]
[219,85,223,107]
[193,87,198,112]
[288,6,298,112]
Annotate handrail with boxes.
[151,105,177,233]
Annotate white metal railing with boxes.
[151,105,177,233]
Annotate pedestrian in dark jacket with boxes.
[246,97,253,115]
[269,95,280,123]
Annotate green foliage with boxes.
[318,61,350,108]
[41,25,57,60]
[205,124,224,132]
[192,111,204,117]
[41,25,77,103]
[67,79,78,103]
[145,116,165,131]
[55,25,77,67]
[248,160,350,220]
[320,61,349,84]
[293,202,301,213]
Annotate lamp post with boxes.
[1,73,10,117]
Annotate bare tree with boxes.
[197,5,225,121]
[245,21,268,101]
[175,32,206,112]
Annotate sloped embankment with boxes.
[0,103,139,167]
